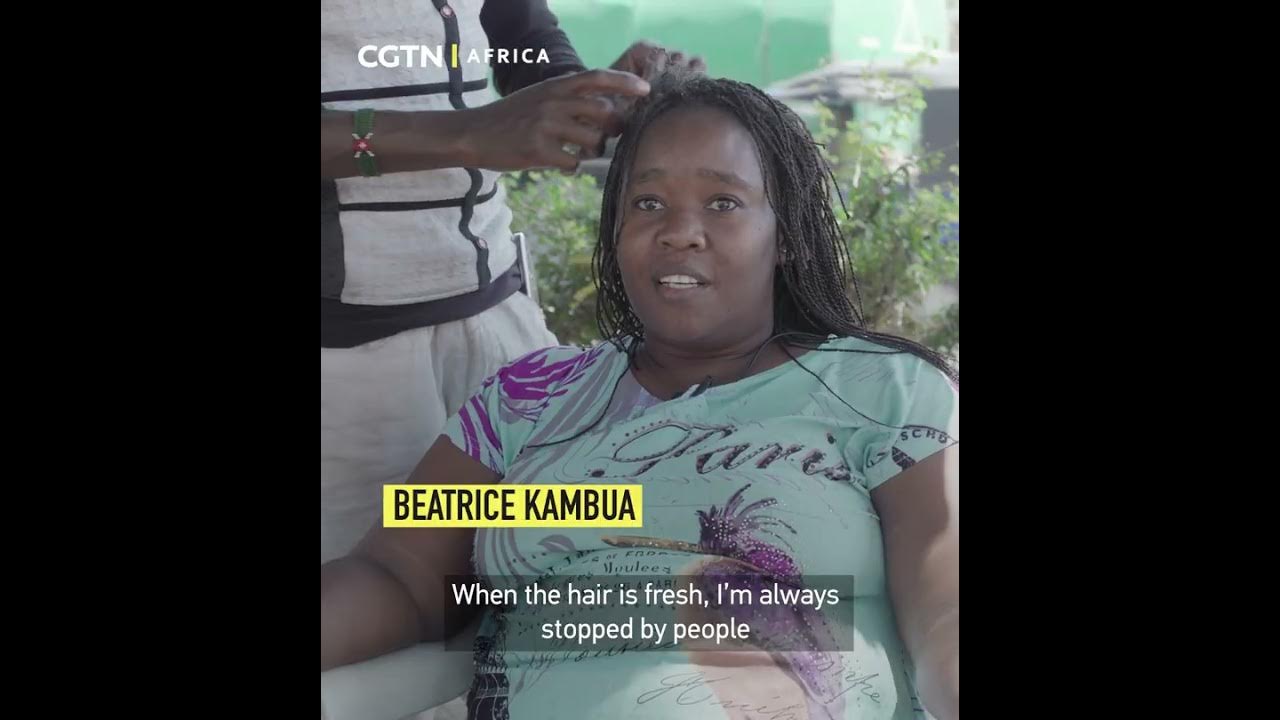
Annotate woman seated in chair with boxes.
[322,68,959,720]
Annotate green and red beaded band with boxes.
[352,108,379,177]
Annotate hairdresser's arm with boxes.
[872,445,959,720]
[480,0,586,96]
[320,69,649,179]
[321,437,497,671]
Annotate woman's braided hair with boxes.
[592,69,957,385]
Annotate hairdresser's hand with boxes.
[600,41,707,130]
[456,69,649,172]
[610,40,707,81]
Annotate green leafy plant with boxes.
[503,171,603,346]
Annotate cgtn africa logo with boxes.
[358,44,551,69]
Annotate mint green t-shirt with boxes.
[444,336,958,720]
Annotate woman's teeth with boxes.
[659,275,702,288]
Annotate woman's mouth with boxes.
[657,274,706,290]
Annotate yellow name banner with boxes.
[384,484,643,528]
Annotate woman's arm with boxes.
[872,445,959,720]
[321,436,499,671]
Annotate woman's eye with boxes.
[709,198,740,212]
[634,197,664,211]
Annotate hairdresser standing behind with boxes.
[321,0,704,565]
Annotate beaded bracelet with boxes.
[352,108,379,177]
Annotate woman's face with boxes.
[617,105,779,352]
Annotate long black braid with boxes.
[592,70,958,386]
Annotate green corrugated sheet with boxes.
[549,0,948,86]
